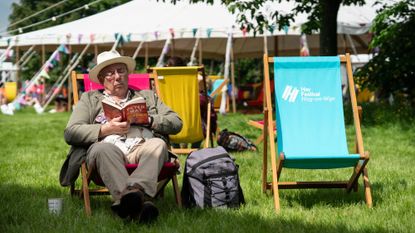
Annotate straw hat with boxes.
[89,50,136,84]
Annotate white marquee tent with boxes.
[0,0,388,58]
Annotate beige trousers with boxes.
[86,138,169,203]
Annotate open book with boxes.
[102,97,149,125]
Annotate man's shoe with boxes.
[139,201,159,224]
[119,185,145,219]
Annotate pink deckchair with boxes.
[69,71,181,216]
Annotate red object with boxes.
[125,162,177,180]
[245,80,274,108]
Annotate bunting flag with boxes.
[78,34,83,44]
[242,27,247,37]
[39,69,50,79]
[126,33,132,42]
[207,28,212,38]
[55,52,61,62]
[283,25,289,35]
[6,49,13,59]
[47,61,54,69]
[58,44,70,54]
[169,28,175,38]
[90,34,95,43]
[300,34,310,56]
[268,25,275,34]
[6,38,11,46]
[192,28,198,37]
[154,31,159,40]
[66,33,72,40]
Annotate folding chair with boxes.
[262,54,372,212]
[247,120,275,145]
[208,75,229,113]
[149,66,212,154]
[70,71,182,216]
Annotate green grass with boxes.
[0,108,414,233]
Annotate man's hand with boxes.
[99,116,130,138]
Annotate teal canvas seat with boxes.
[261,54,372,212]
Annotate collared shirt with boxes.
[100,90,154,154]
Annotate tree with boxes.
[170,0,365,55]
[7,0,131,35]
[355,0,415,105]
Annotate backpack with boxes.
[217,129,257,152]
[181,146,245,208]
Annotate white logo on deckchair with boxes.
[282,85,299,102]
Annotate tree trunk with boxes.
[319,0,341,55]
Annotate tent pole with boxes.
[15,46,20,83]
[17,45,35,65]
[346,34,358,55]
[156,37,172,67]
[220,31,232,114]
[43,53,78,105]
[67,43,72,111]
[42,44,45,64]
[145,43,148,68]
[19,50,36,68]
[189,37,200,65]
[263,33,268,56]
[12,46,61,107]
[42,43,90,113]
[230,46,236,113]
[198,39,202,65]
[132,41,144,60]
[111,33,122,51]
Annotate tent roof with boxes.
[0,0,391,57]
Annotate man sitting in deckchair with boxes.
[61,50,182,223]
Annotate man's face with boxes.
[98,63,129,97]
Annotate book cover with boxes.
[102,97,149,125]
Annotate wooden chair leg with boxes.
[363,168,373,208]
[255,133,264,145]
[172,175,182,207]
[81,163,91,216]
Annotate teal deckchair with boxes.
[262,54,372,212]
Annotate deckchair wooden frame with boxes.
[262,54,372,212]
[70,71,182,216]
[149,66,213,155]
[208,76,230,113]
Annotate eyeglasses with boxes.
[100,67,127,81]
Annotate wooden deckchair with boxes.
[149,66,212,154]
[262,54,372,212]
[70,71,182,216]
[208,75,229,113]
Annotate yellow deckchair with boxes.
[150,66,211,154]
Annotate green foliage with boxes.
[8,0,131,35]
[355,0,415,105]
[235,58,263,84]
[344,102,415,126]
[186,0,365,55]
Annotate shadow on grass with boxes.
[280,188,367,208]
[0,183,391,233]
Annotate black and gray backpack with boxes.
[181,146,245,208]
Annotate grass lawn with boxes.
[0,108,414,233]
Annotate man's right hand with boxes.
[99,116,130,138]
